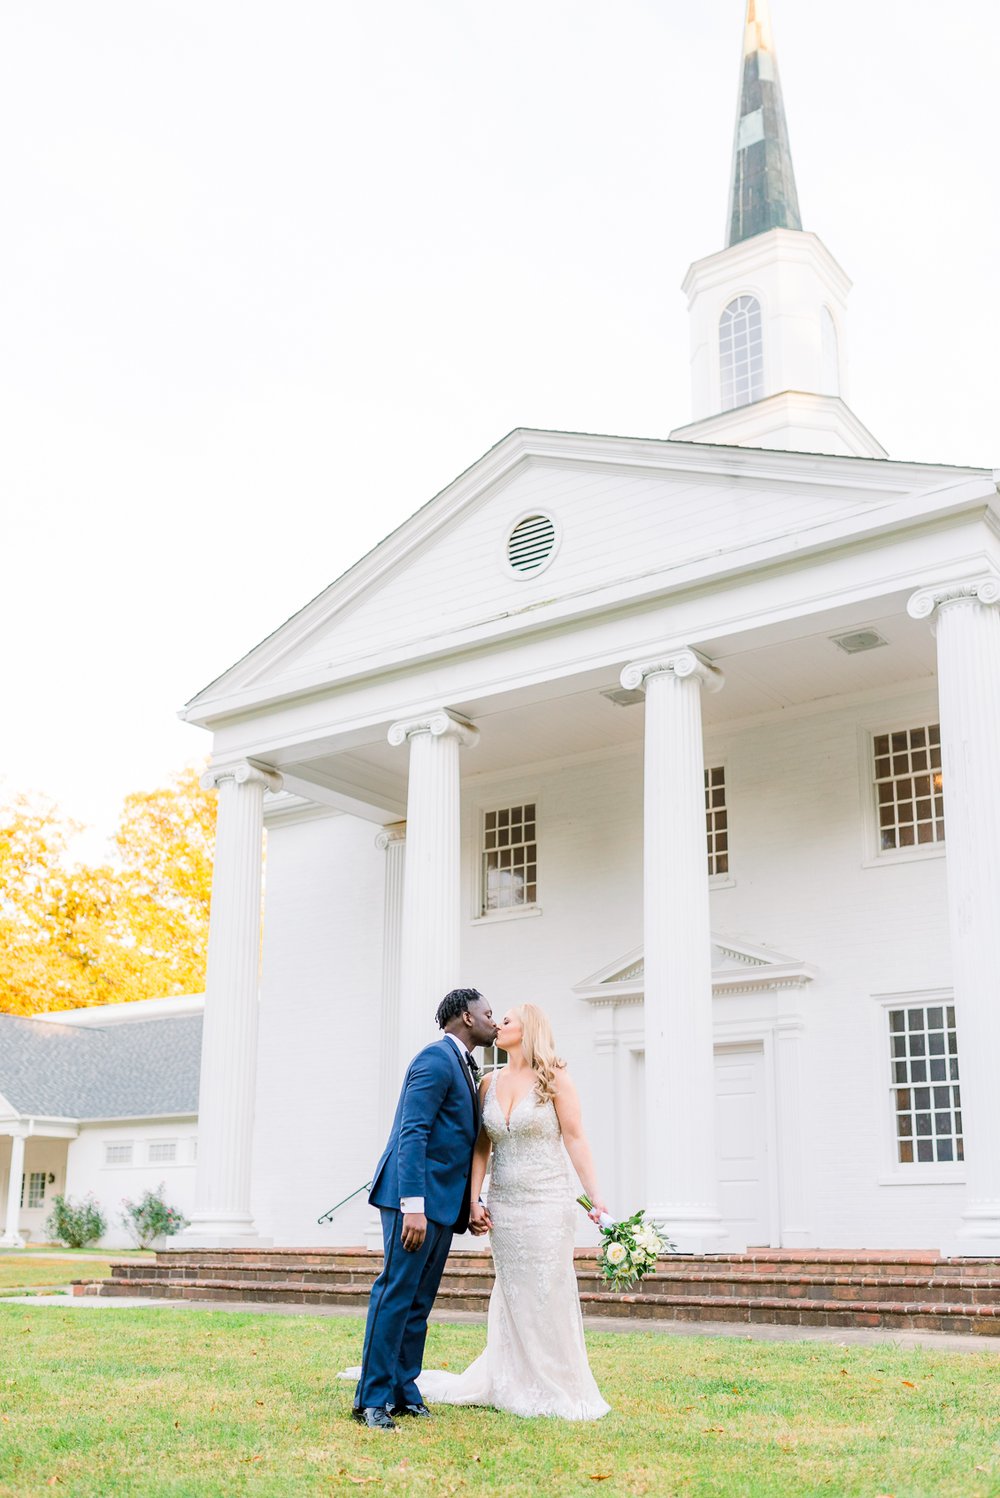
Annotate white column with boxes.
[366,824,407,1250]
[0,1131,26,1247]
[183,759,281,1246]
[375,824,408,1121]
[908,573,1000,1253]
[621,648,725,1251]
[388,710,478,1071]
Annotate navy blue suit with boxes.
[355,1038,480,1411]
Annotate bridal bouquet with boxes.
[577,1194,674,1290]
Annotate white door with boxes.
[714,1044,772,1249]
[625,1045,773,1249]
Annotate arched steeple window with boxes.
[719,295,764,411]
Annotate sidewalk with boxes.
[4,1288,999,1355]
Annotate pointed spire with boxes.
[726,0,802,247]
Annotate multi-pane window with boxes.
[479,1043,509,1072]
[719,295,764,411]
[889,1004,962,1164]
[148,1141,177,1164]
[105,1142,133,1166]
[705,767,728,876]
[873,724,944,851]
[20,1172,47,1209]
[482,804,536,912]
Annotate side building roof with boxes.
[0,1011,202,1121]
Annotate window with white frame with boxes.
[148,1140,177,1164]
[105,1142,133,1166]
[479,1043,509,1072]
[888,1003,962,1164]
[705,766,728,876]
[719,295,764,411]
[482,804,536,913]
[873,724,944,852]
[20,1172,47,1209]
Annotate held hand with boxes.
[468,1201,492,1236]
[401,1212,427,1252]
[587,1199,609,1226]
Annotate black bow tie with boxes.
[465,1051,481,1079]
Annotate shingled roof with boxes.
[0,1011,202,1120]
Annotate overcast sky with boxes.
[2,0,997,857]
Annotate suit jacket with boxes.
[369,1038,481,1232]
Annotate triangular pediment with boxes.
[573,935,816,1003]
[183,426,984,724]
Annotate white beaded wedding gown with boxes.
[414,1070,610,1420]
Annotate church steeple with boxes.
[727,0,802,246]
[668,0,886,458]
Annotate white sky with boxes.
[2,0,998,857]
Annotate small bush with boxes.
[120,1184,189,1249]
[45,1194,107,1249]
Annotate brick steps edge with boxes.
[136,1250,1000,1281]
[92,1266,1000,1306]
[78,1275,1000,1334]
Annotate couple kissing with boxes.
[349,987,610,1426]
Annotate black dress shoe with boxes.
[352,1406,397,1430]
[390,1402,431,1419]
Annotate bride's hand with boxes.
[587,1199,609,1224]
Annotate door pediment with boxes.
[573,935,816,1005]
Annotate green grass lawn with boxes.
[0,1307,997,1497]
[0,1251,152,1293]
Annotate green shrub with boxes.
[119,1184,189,1249]
[44,1194,107,1249]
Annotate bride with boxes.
[416,1003,611,1421]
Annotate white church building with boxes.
[175,1,999,1257]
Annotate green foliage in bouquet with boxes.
[119,1184,189,1249]
[45,1194,107,1250]
[578,1195,675,1291]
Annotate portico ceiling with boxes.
[277,600,937,818]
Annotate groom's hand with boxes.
[401,1212,427,1252]
[468,1202,492,1236]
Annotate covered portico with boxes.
[0,1121,76,1248]
[180,430,1000,1253]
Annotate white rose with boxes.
[606,1242,627,1266]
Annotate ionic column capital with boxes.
[200,760,283,794]
[620,648,724,695]
[387,709,479,750]
[906,573,1000,622]
[375,823,407,851]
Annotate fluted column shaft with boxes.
[621,649,725,1250]
[389,711,478,1071]
[908,575,1000,1252]
[0,1132,26,1247]
[187,759,281,1242]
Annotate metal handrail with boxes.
[317,1180,372,1225]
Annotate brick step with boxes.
[144,1252,999,1288]
[98,1259,1000,1307]
[136,1249,1000,1280]
[105,1263,497,1291]
[79,1274,1000,1336]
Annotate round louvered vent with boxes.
[506,513,557,575]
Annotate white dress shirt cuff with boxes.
[400,1197,424,1213]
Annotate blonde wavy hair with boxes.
[514,1003,566,1104]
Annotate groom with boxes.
[353,987,498,1430]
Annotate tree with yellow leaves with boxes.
[0,768,216,1016]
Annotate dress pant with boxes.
[354,1208,453,1410]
